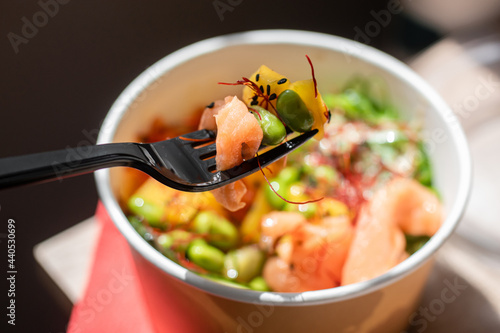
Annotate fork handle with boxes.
[0,143,148,189]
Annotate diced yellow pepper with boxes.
[240,187,271,243]
[318,198,350,217]
[242,65,290,110]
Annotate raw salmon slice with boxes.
[209,96,263,211]
[341,205,406,285]
[316,216,354,284]
[215,96,263,170]
[261,213,353,292]
[341,177,442,285]
[198,99,226,131]
[386,178,443,236]
[211,180,247,212]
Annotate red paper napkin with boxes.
[67,203,159,333]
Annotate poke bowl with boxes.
[95,30,471,333]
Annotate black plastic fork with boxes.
[0,129,317,192]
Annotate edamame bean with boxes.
[157,229,192,253]
[203,275,249,289]
[157,230,194,262]
[187,239,225,273]
[250,106,286,146]
[283,182,317,218]
[210,218,238,250]
[309,165,338,186]
[277,166,301,184]
[223,245,265,283]
[264,167,301,210]
[248,276,270,292]
[191,211,212,234]
[276,89,314,133]
[191,211,238,251]
[285,201,317,218]
[264,178,290,210]
[127,195,164,229]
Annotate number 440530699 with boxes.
[7,219,15,270]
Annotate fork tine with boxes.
[177,129,215,142]
[147,128,317,192]
[193,143,217,159]
[203,156,217,171]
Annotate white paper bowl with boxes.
[95,30,471,333]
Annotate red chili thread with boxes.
[219,77,278,113]
[305,55,318,98]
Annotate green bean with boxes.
[248,276,270,292]
[187,239,225,273]
[223,245,265,283]
[191,211,238,251]
[276,89,314,132]
[250,106,286,145]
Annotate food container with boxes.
[95,30,471,333]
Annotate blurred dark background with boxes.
[1,0,485,331]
